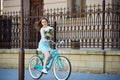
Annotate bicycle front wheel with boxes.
[29,56,43,79]
[53,56,71,80]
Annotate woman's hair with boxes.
[35,17,49,31]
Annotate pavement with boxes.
[0,69,120,80]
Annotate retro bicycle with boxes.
[29,40,71,80]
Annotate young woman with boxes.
[35,18,53,74]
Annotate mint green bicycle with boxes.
[29,40,71,80]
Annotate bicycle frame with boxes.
[34,49,64,71]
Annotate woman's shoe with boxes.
[42,69,48,74]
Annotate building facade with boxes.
[2,0,113,14]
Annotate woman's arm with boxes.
[40,28,47,42]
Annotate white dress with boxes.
[37,26,52,53]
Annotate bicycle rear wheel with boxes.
[53,56,71,80]
[29,56,43,79]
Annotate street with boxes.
[0,69,120,80]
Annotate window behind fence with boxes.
[71,0,86,14]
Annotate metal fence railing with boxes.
[0,2,120,49]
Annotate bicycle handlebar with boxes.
[48,40,64,49]
[48,40,64,45]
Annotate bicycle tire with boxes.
[53,56,71,80]
[29,56,43,79]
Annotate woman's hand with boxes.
[46,33,53,38]
[43,38,47,42]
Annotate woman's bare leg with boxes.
[43,52,50,69]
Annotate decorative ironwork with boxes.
[0,2,120,49]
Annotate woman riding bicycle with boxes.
[35,17,53,74]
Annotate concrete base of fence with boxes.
[0,49,120,74]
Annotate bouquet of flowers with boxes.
[44,27,53,40]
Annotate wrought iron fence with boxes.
[0,12,20,48]
[0,2,120,49]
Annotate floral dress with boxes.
[37,26,53,53]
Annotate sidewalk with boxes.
[0,69,120,80]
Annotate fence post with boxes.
[102,0,105,50]
[53,21,56,49]
[19,0,25,80]
[102,0,106,74]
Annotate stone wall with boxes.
[0,49,120,74]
